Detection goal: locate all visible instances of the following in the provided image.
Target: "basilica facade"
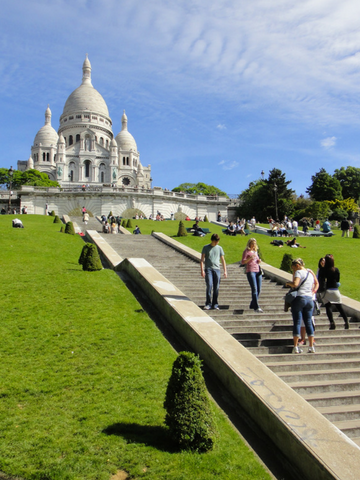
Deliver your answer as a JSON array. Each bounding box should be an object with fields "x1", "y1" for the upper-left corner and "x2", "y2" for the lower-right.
[{"x1": 19, "y1": 55, "x2": 151, "y2": 189}]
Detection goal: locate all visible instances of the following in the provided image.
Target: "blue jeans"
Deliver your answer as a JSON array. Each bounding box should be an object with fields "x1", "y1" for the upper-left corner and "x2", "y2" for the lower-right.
[
  {"x1": 291, "y1": 296, "x2": 314, "y2": 337},
  {"x1": 246, "y1": 271, "x2": 262, "y2": 310},
  {"x1": 205, "y1": 268, "x2": 221, "y2": 308}
]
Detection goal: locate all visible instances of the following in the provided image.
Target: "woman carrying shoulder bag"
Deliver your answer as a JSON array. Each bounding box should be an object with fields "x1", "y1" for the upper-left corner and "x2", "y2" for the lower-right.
[{"x1": 286, "y1": 258, "x2": 318, "y2": 354}]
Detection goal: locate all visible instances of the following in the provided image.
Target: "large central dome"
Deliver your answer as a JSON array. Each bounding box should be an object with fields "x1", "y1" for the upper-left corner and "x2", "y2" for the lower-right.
[{"x1": 61, "y1": 55, "x2": 109, "y2": 118}]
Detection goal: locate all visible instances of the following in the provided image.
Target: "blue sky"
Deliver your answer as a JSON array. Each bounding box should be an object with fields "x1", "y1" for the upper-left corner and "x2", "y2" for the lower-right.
[{"x1": 1, "y1": 0, "x2": 360, "y2": 197}]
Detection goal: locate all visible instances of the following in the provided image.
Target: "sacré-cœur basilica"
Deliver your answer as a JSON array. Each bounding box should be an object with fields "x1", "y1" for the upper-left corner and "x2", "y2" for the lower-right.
[{"x1": 17, "y1": 56, "x2": 229, "y2": 220}]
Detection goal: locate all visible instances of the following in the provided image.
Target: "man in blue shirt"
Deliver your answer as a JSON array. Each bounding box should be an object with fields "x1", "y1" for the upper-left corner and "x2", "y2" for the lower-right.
[{"x1": 200, "y1": 234, "x2": 227, "y2": 310}]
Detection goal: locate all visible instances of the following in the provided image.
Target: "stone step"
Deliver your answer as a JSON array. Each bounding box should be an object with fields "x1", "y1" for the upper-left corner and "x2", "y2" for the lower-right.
[
  {"x1": 248, "y1": 343, "x2": 360, "y2": 355},
  {"x1": 278, "y1": 367, "x2": 360, "y2": 383},
  {"x1": 266, "y1": 358, "x2": 360, "y2": 373},
  {"x1": 332, "y1": 419, "x2": 360, "y2": 438},
  {"x1": 302, "y1": 390, "x2": 360, "y2": 408},
  {"x1": 258, "y1": 351, "x2": 360, "y2": 363},
  {"x1": 291, "y1": 378, "x2": 360, "y2": 395}
]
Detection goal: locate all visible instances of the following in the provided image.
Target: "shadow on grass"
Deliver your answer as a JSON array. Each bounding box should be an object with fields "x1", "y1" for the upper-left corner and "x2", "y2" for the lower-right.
[{"x1": 102, "y1": 423, "x2": 178, "y2": 452}]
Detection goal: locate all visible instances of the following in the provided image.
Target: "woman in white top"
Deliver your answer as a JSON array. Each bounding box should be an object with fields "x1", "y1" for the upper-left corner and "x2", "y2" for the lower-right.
[{"x1": 286, "y1": 258, "x2": 318, "y2": 354}]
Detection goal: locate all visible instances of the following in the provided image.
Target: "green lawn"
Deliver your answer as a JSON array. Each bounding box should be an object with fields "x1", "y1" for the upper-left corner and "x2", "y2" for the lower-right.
[
  {"x1": 127, "y1": 219, "x2": 360, "y2": 301},
  {"x1": 0, "y1": 215, "x2": 272, "y2": 480}
]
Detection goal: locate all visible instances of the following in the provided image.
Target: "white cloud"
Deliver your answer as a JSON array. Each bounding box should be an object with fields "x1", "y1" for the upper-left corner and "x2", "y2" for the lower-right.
[
  {"x1": 217, "y1": 124, "x2": 226, "y2": 130},
  {"x1": 321, "y1": 136, "x2": 337, "y2": 148},
  {"x1": 219, "y1": 160, "x2": 239, "y2": 170}
]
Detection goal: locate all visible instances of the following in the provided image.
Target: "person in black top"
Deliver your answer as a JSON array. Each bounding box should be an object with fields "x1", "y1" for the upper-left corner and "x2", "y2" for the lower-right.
[
  {"x1": 192, "y1": 221, "x2": 205, "y2": 237},
  {"x1": 318, "y1": 254, "x2": 349, "y2": 329},
  {"x1": 341, "y1": 219, "x2": 350, "y2": 238}
]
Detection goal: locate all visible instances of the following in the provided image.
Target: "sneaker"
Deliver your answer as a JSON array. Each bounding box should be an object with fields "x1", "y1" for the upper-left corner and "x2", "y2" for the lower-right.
[
  {"x1": 203, "y1": 305, "x2": 211, "y2": 310},
  {"x1": 213, "y1": 305, "x2": 220, "y2": 310},
  {"x1": 308, "y1": 346, "x2": 316, "y2": 353},
  {"x1": 292, "y1": 346, "x2": 303, "y2": 354},
  {"x1": 255, "y1": 308, "x2": 264, "y2": 313}
]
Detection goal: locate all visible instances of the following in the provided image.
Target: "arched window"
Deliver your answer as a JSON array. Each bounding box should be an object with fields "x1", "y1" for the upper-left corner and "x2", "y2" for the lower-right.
[
  {"x1": 100, "y1": 172, "x2": 105, "y2": 183},
  {"x1": 123, "y1": 156, "x2": 126, "y2": 165},
  {"x1": 54, "y1": 154, "x2": 56, "y2": 162},
  {"x1": 46, "y1": 152, "x2": 50, "y2": 162},
  {"x1": 43, "y1": 152, "x2": 46, "y2": 161},
  {"x1": 100, "y1": 137, "x2": 104, "y2": 146},
  {"x1": 69, "y1": 162, "x2": 75, "y2": 182},
  {"x1": 69, "y1": 135, "x2": 73, "y2": 146},
  {"x1": 106, "y1": 139, "x2": 109, "y2": 149},
  {"x1": 84, "y1": 160, "x2": 91, "y2": 178},
  {"x1": 76, "y1": 134, "x2": 80, "y2": 143},
  {"x1": 126, "y1": 157, "x2": 129, "y2": 165}
]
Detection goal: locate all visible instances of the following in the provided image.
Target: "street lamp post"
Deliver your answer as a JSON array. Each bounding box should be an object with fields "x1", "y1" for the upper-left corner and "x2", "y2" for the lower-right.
[
  {"x1": 8, "y1": 166, "x2": 13, "y2": 214},
  {"x1": 274, "y1": 183, "x2": 278, "y2": 221},
  {"x1": 261, "y1": 170, "x2": 265, "y2": 180}
]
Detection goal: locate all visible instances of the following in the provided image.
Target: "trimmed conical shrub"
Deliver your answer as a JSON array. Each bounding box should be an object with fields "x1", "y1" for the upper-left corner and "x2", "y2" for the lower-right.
[
  {"x1": 353, "y1": 224, "x2": 360, "y2": 239},
  {"x1": 65, "y1": 221, "x2": 75, "y2": 235},
  {"x1": 121, "y1": 219, "x2": 127, "y2": 227},
  {"x1": 53, "y1": 215, "x2": 61, "y2": 224},
  {"x1": 177, "y1": 221, "x2": 187, "y2": 237},
  {"x1": 164, "y1": 352, "x2": 216, "y2": 452},
  {"x1": 60, "y1": 225, "x2": 65, "y2": 233},
  {"x1": 126, "y1": 219, "x2": 133, "y2": 228},
  {"x1": 78, "y1": 243, "x2": 92, "y2": 265},
  {"x1": 82, "y1": 244, "x2": 102, "y2": 271},
  {"x1": 50, "y1": 210, "x2": 56, "y2": 216},
  {"x1": 280, "y1": 253, "x2": 293, "y2": 273},
  {"x1": 204, "y1": 215, "x2": 209, "y2": 222}
]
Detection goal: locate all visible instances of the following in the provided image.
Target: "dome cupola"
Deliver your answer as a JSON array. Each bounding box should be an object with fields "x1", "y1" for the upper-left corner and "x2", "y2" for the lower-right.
[
  {"x1": 33, "y1": 105, "x2": 59, "y2": 147},
  {"x1": 115, "y1": 110, "x2": 137, "y2": 151}
]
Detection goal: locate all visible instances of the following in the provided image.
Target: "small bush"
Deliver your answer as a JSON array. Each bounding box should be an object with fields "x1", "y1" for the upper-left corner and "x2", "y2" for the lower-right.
[
  {"x1": 353, "y1": 224, "x2": 360, "y2": 239},
  {"x1": 60, "y1": 225, "x2": 65, "y2": 233},
  {"x1": 177, "y1": 221, "x2": 187, "y2": 237},
  {"x1": 108, "y1": 211, "x2": 113, "y2": 218},
  {"x1": 126, "y1": 219, "x2": 133, "y2": 228},
  {"x1": 78, "y1": 243, "x2": 92, "y2": 265},
  {"x1": 82, "y1": 244, "x2": 102, "y2": 271},
  {"x1": 164, "y1": 352, "x2": 216, "y2": 452},
  {"x1": 280, "y1": 253, "x2": 293, "y2": 273},
  {"x1": 53, "y1": 215, "x2": 61, "y2": 224},
  {"x1": 65, "y1": 221, "x2": 75, "y2": 235},
  {"x1": 121, "y1": 219, "x2": 127, "y2": 227},
  {"x1": 50, "y1": 210, "x2": 56, "y2": 217},
  {"x1": 204, "y1": 215, "x2": 209, "y2": 222}
]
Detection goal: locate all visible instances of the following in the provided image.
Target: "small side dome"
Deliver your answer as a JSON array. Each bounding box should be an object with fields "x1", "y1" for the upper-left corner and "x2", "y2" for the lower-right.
[
  {"x1": 58, "y1": 133, "x2": 65, "y2": 144},
  {"x1": 115, "y1": 110, "x2": 137, "y2": 151},
  {"x1": 33, "y1": 105, "x2": 58, "y2": 147},
  {"x1": 111, "y1": 138, "x2": 118, "y2": 147}
]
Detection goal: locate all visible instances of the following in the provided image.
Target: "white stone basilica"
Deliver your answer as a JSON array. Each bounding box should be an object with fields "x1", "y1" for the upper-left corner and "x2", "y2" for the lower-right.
[{"x1": 20, "y1": 55, "x2": 151, "y2": 189}]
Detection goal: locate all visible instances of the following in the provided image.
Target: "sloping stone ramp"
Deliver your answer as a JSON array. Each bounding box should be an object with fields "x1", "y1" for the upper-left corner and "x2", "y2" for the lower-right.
[{"x1": 91, "y1": 231, "x2": 360, "y2": 448}]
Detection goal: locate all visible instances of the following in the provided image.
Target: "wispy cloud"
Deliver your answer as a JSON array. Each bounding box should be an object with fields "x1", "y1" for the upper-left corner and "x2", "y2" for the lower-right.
[
  {"x1": 217, "y1": 124, "x2": 226, "y2": 130},
  {"x1": 219, "y1": 160, "x2": 239, "y2": 170},
  {"x1": 321, "y1": 136, "x2": 337, "y2": 148}
]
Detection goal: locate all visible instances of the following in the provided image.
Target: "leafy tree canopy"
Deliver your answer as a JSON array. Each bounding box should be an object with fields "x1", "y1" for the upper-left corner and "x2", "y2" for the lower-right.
[
  {"x1": 306, "y1": 168, "x2": 342, "y2": 202},
  {"x1": 333, "y1": 166, "x2": 360, "y2": 201},
  {"x1": 0, "y1": 169, "x2": 59, "y2": 189},
  {"x1": 172, "y1": 182, "x2": 227, "y2": 197},
  {"x1": 237, "y1": 168, "x2": 295, "y2": 222}
]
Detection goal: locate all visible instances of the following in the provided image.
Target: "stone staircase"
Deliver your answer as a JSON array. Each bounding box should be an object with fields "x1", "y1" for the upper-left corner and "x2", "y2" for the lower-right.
[{"x1": 88, "y1": 231, "x2": 360, "y2": 446}]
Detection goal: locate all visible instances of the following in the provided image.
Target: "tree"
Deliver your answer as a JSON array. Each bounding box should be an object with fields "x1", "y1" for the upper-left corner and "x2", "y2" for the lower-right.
[
  {"x1": 0, "y1": 168, "x2": 59, "y2": 189},
  {"x1": 334, "y1": 166, "x2": 360, "y2": 201},
  {"x1": 237, "y1": 169, "x2": 294, "y2": 222},
  {"x1": 306, "y1": 168, "x2": 342, "y2": 202},
  {"x1": 164, "y1": 352, "x2": 216, "y2": 452},
  {"x1": 172, "y1": 182, "x2": 227, "y2": 197}
]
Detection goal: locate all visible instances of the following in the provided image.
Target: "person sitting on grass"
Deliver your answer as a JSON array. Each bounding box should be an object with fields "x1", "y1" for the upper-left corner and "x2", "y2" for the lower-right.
[
  {"x1": 225, "y1": 222, "x2": 236, "y2": 236},
  {"x1": 133, "y1": 225, "x2": 141, "y2": 234},
  {"x1": 192, "y1": 221, "x2": 205, "y2": 237}
]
